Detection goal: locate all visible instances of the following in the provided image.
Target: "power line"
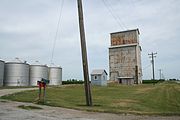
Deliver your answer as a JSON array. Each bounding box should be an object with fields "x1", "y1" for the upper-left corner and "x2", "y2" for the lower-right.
[
  {"x1": 106, "y1": 0, "x2": 128, "y2": 30},
  {"x1": 50, "y1": 0, "x2": 64, "y2": 64},
  {"x1": 129, "y1": 0, "x2": 138, "y2": 14},
  {"x1": 101, "y1": 0, "x2": 128, "y2": 30},
  {"x1": 142, "y1": 64, "x2": 151, "y2": 70},
  {"x1": 148, "y1": 52, "x2": 157, "y2": 81},
  {"x1": 159, "y1": 69, "x2": 162, "y2": 80}
]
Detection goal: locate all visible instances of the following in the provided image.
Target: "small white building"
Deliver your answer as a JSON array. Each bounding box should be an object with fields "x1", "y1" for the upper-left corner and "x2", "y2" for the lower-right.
[{"x1": 91, "y1": 69, "x2": 108, "y2": 86}]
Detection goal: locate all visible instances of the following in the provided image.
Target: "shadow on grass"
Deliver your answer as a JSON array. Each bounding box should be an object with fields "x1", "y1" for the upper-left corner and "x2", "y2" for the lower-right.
[
  {"x1": 76, "y1": 104, "x2": 102, "y2": 107},
  {"x1": 18, "y1": 105, "x2": 42, "y2": 110}
]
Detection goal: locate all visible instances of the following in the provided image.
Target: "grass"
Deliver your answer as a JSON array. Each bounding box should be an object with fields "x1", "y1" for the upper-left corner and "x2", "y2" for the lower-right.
[
  {"x1": 1, "y1": 82, "x2": 180, "y2": 115},
  {"x1": 0, "y1": 86, "x2": 36, "y2": 90}
]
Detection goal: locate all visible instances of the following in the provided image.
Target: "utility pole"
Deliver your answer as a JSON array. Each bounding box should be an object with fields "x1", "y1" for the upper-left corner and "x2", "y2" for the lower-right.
[
  {"x1": 159, "y1": 69, "x2": 162, "y2": 80},
  {"x1": 77, "y1": 0, "x2": 92, "y2": 106},
  {"x1": 148, "y1": 52, "x2": 157, "y2": 82},
  {"x1": 135, "y1": 65, "x2": 138, "y2": 84}
]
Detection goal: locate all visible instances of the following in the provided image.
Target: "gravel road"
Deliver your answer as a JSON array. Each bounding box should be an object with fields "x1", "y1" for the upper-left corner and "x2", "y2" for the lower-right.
[{"x1": 0, "y1": 88, "x2": 179, "y2": 120}]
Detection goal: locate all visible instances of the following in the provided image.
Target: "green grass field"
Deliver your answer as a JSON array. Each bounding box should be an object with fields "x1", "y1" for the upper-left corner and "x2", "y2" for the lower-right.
[
  {"x1": 0, "y1": 86, "x2": 36, "y2": 89},
  {"x1": 1, "y1": 82, "x2": 180, "y2": 115}
]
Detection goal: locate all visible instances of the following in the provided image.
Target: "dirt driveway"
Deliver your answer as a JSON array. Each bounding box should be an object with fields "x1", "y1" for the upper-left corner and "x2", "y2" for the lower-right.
[{"x1": 0, "y1": 88, "x2": 179, "y2": 120}]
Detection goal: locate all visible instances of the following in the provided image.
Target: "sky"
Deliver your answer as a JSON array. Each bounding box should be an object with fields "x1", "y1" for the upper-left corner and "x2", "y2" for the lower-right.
[{"x1": 0, "y1": 0, "x2": 180, "y2": 80}]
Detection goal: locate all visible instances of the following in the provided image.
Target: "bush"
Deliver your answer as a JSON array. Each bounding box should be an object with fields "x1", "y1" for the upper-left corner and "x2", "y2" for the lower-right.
[
  {"x1": 142, "y1": 80, "x2": 165, "y2": 84},
  {"x1": 62, "y1": 79, "x2": 84, "y2": 85}
]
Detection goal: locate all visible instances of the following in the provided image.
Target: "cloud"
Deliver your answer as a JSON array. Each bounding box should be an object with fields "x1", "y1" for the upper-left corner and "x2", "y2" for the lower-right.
[{"x1": 0, "y1": 0, "x2": 180, "y2": 80}]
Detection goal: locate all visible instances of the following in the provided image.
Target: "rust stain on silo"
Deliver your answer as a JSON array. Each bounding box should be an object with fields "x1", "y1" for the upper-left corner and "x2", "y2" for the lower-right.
[{"x1": 111, "y1": 29, "x2": 140, "y2": 46}]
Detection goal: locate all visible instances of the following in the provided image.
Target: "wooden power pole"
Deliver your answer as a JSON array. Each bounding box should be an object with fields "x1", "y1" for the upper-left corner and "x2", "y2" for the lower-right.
[
  {"x1": 77, "y1": 0, "x2": 92, "y2": 106},
  {"x1": 148, "y1": 52, "x2": 157, "y2": 81}
]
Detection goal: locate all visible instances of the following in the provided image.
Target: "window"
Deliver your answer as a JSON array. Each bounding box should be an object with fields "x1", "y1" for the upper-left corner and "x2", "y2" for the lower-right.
[{"x1": 94, "y1": 76, "x2": 97, "y2": 80}]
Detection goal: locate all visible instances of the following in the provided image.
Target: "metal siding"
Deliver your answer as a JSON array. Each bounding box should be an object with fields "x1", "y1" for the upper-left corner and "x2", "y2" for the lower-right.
[
  {"x1": 138, "y1": 46, "x2": 142, "y2": 83},
  {"x1": 0, "y1": 61, "x2": 4, "y2": 86},
  {"x1": 29, "y1": 65, "x2": 48, "y2": 86},
  {"x1": 4, "y1": 63, "x2": 29, "y2": 86},
  {"x1": 49, "y1": 67, "x2": 62, "y2": 85}
]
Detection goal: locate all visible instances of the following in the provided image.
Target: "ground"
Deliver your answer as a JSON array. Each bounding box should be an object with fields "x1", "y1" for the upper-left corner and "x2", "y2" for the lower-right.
[
  {"x1": 0, "y1": 87, "x2": 180, "y2": 120},
  {"x1": 2, "y1": 83, "x2": 180, "y2": 115}
]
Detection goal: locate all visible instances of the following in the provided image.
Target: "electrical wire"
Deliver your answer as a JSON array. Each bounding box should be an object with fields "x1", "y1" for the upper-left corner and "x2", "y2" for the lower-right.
[
  {"x1": 101, "y1": 0, "x2": 128, "y2": 30},
  {"x1": 142, "y1": 64, "x2": 151, "y2": 70},
  {"x1": 50, "y1": 0, "x2": 64, "y2": 64},
  {"x1": 107, "y1": 0, "x2": 128, "y2": 30}
]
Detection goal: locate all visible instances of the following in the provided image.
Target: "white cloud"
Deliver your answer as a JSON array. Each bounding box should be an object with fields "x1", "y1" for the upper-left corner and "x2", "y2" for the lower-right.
[{"x1": 0, "y1": 0, "x2": 180, "y2": 80}]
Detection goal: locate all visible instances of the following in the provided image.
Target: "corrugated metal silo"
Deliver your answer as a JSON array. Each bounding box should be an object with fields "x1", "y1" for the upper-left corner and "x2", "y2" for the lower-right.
[
  {"x1": 30, "y1": 64, "x2": 48, "y2": 86},
  {"x1": 49, "y1": 67, "x2": 62, "y2": 85},
  {"x1": 0, "y1": 60, "x2": 5, "y2": 86},
  {"x1": 4, "y1": 62, "x2": 29, "y2": 86}
]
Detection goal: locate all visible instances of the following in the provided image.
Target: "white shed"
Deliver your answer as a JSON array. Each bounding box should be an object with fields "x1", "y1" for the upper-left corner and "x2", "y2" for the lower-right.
[{"x1": 91, "y1": 69, "x2": 108, "y2": 86}]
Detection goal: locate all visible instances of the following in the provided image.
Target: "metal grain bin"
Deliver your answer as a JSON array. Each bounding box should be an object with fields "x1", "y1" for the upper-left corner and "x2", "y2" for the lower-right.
[
  {"x1": 48, "y1": 67, "x2": 62, "y2": 85},
  {"x1": 30, "y1": 65, "x2": 48, "y2": 86},
  {"x1": 4, "y1": 62, "x2": 29, "y2": 86},
  {"x1": 0, "y1": 60, "x2": 5, "y2": 86}
]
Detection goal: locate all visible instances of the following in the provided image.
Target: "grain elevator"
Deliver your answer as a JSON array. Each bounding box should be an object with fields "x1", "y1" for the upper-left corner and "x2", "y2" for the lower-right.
[{"x1": 109, "y1": 29, "x2": 142, "y2": 84}]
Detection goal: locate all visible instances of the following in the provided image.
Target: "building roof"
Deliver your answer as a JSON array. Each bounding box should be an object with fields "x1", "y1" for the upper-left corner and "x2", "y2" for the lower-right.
[
  {"x1": 110, "y1": 28, "x2": 140, "y2": 35},
  {"x1": 91, "y1": 69, "x2": 108, "y2": 75},
  {"x1": 0, "y1": 60, "x2": 4, "y2": 63}
]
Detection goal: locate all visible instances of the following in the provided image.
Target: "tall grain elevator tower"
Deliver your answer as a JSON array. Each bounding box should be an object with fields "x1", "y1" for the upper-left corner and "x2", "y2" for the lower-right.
[{"x1": 109, "y1": 29, "x2": 142, "y2": 84}]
